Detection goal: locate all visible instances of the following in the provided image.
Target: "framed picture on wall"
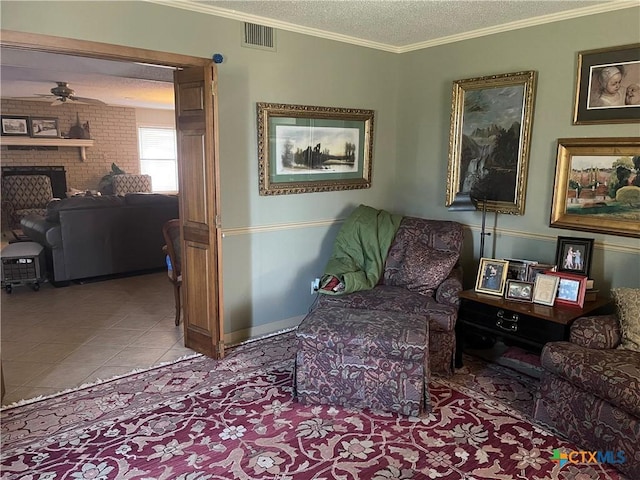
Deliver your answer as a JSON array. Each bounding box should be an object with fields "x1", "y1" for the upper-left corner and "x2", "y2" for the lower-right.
[
  {"x1": 257, "y1": 102, "x2": 374, "y2": 195},
  {"x1": 30, "y1": 117, "x2": 60, "y2": 138},
  {"x1": 573, "y1": 43, "x2": 640, "y2": 124},
  {"x1": 1, "y1": 115, "x2": 30, "y2": 136},
  {"x1": 550, "y1": 137, "x2": 640, "y2": 238},
  {"x1": 445, "y1": 70, "x2": 537, "y2": 215}
]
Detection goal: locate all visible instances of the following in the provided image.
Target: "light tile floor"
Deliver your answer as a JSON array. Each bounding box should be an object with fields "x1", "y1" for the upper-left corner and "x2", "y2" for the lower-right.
[{"x1": 1, "y1": 270, "x2": 193, "y2": 406}]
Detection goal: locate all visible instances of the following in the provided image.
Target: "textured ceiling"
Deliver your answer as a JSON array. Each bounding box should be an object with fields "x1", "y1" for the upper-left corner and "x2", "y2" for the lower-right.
[
  {"x1": 1, "y1": 0, "x2": 633, "y2": 109},
  {"x1": 180, "y1": 0, "x2": 619, "y2": 51}
]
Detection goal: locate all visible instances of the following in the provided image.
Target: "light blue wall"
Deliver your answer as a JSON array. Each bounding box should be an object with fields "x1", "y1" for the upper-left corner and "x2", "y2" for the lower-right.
[
  {"x1": 2, "y1": 2, "x2": 638, "y2": 340},
  {"x1": 0, "y1": 1, "x2": 400, "y2": 341},
  {"x1": 395, "y1": 8, "x2": 640, "y2": 292}
]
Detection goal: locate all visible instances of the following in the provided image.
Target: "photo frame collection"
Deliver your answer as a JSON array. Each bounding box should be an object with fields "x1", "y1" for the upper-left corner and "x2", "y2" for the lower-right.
[
  {"x1": 1, "y1": 115, "x2": 60, "y2": 138},
  {"x1": 445, "y1": 44, "x2": 638, "y2": 242},
  {"x1": 474, "y1": 235, "x2": 595, "y2": 308}
]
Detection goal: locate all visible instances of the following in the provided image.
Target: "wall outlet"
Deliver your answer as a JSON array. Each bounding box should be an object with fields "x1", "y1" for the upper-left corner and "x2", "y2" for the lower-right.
[{"x1": 311, "y1": 277, "x2": 320, "y2": 294}]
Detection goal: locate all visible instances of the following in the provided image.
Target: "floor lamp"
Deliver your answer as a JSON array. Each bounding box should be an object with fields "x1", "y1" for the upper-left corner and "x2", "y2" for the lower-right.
[{"x1": 448, "y1": 192, "x2": 490, "y2": 259}]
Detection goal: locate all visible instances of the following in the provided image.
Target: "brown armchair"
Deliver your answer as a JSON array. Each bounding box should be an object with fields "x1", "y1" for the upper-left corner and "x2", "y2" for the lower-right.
[
  {"x1": 162, "y1": 219, "x2": 182, "y2": 325},
  {"x1": 1, "y1": 174, "x2": 55, "y2": 229},
  {"x1": 314, "y1": 217, "x2": 465, "y2": 376}
]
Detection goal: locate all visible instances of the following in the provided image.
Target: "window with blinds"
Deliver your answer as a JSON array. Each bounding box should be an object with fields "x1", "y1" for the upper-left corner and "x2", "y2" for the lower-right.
[{"x1": 138, "y1": 127, "x2": 178, "y2": 192}]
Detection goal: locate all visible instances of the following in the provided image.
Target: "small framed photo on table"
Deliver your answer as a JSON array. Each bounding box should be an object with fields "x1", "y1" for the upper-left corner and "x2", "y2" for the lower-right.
[
  {"x1": 526, "y1": 263, "x2": 556, "y2": 283},
  {"x1": 543, "y1": 271, "x2": 588, "y2": 308},
  {"x1": 533, "y1": 274, "x2": 560, "y2": 306},
  {"x1": 505, "y1": 280, "x2": 534, "y2": 302},
  {"x1": 554, "y1": 236, "x2": 594, "y2": 277},
  {"x1": 475, "y1": 258, "x2": 509, "y2": 296}
]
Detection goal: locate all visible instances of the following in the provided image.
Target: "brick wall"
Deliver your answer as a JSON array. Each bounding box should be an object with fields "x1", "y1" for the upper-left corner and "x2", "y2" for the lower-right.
[{"x1": 1, "y1": 99, "x2": 140, "y2": 191}]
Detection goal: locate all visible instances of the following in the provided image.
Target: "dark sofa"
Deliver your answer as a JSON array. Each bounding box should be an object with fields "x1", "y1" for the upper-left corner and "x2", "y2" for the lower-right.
[{"x1": 20, "y1": 193, "x2": 179, "y2": 283}]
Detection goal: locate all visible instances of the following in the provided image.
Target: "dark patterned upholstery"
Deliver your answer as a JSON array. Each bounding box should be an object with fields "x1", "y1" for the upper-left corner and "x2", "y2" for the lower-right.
[
  {"x1": 534, "y1": 314, "x2": 640, "y2": 478},
  {"x1": 296, "y1": 306, "x2": 430, "y2": 416},
  {"x1": 1, "y1": 175, "x2": 54, "y2": 228},
  {"x1": 112, "y1": 174, "x2": 152, "y2": 195},
  {"x1": 316, "y1": 217, "x2": 464, "y2": 376}
]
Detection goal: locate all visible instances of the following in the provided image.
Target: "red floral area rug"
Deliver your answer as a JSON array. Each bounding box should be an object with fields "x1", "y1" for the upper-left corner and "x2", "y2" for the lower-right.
[{"x1": 0, "y1": 331, "x2": 625, "y2": 479}]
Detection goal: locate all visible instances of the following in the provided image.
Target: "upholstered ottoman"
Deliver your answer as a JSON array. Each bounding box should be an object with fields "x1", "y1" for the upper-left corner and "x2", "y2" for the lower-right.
[{"x1": 295, "y1": 306, "x2": 430, "y2": 416}]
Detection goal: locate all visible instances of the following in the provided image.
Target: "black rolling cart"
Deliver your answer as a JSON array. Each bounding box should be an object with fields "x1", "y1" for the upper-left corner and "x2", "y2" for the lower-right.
[{"x1": 1, "y1": 242, "x2": 46, "y2": 293}]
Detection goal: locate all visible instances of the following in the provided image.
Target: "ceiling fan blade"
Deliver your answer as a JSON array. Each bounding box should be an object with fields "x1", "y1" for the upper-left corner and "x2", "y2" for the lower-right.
[{"x1": 71, "y1": 96, "x2": 106, "y2": 105}]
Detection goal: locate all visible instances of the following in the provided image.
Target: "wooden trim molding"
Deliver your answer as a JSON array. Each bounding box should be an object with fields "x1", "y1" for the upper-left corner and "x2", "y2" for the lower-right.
[{"x1": 1, "y1": 30, "x2": 210, "y2": 68}]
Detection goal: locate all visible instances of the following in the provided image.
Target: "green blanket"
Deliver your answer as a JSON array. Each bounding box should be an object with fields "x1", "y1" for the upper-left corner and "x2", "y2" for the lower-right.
[{"x1": 319, "y1": 204, "x2": 402, "y2": 295}]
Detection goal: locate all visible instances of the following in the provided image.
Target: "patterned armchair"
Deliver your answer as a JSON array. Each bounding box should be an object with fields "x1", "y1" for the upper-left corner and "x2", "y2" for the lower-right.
[
  {"x1": 1, "y1": 174, "x2": 55, "y2": 229},
  {"x1": 315, "y1": 217, "x2": 465, "y2": 376},
  {"x1": 112, "y1": 174, "x2": 152, "y2": 196},
  {"x1": 533, "y1": 312, "x2": 640, "y2": 478}
]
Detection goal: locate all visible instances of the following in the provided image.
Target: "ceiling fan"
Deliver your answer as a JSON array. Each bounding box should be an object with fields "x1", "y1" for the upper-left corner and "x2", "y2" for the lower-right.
[{"x1": 36, "y1": 82, "x2": 107, "y2": 106}]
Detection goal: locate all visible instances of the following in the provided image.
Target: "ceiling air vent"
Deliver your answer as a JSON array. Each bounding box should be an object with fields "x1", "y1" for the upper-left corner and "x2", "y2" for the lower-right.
[{"x1": 242, "y1": 22, "x2": 276, "y2": 51}]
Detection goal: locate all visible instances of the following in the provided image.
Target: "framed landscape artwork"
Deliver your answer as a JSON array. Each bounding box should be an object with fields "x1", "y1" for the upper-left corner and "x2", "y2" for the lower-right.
[
  {"x1": 257, "y1": 103, "x2": 374, "y2": 195},
  {"x1": 550, "y1": 137, "x2": 640, "y2": 238},
  {"x1": 1, "y1": 115, "x2": 30, "y2": 136},
  {"x1": 30, "y1": 117, "x2": 60, "y2": 138},
  {"x1": 573, "y1": 43, "x2": 640, "y2": 124},
  {"x1": 446, "y1": 71, "x2": 537, "y2": 215}
]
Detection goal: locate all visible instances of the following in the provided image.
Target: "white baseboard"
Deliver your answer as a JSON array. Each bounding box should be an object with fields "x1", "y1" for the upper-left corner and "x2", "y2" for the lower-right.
[{"x1": 224, "y1": 314, "x2": 305, "y2": 347}]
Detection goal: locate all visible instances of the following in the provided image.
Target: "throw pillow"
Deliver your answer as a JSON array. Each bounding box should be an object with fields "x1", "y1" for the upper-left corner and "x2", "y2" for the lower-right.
[
  {"x1": 612, "y1": 287, "x2": 640, "y2": 352},
  {"x1": 385, "y1": 242, "x2": 458, "y2": 296}
]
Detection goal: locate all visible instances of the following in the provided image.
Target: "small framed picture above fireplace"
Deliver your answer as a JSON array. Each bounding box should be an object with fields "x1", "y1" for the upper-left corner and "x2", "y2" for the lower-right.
[
  {"x1": 30, "y1": 117, "x2": 60, "y2": 138},
  {"x1": 1, "y1": 115, "x2": 30, "y2": 136}
]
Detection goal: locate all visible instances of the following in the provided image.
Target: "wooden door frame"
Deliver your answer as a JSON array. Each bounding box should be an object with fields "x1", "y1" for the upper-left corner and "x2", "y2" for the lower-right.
[{"x1": 1, "y1": 30, "x2": 223, "y2": 349}]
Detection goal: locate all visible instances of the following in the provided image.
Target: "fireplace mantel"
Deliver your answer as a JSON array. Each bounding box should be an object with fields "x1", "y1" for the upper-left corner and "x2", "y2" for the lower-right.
[{"x1": 0, "y1": 137, "x2": 94, "y2": 161}]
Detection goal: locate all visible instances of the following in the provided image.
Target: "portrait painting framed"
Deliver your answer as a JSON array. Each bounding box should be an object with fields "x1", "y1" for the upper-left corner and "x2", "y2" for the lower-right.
[
  {"x1": 257, "y1": 102, "x2": 374, "y2": 195},
  {"x1": 533, "y1": 274, "x2": 560, "y2": 307},
  {"x1": 573, "y1": 43, "x2": 640, "y2": 125},
  {"x1": 475, "y1": 258, "x2": 509, "y2": 297},
  {"x1": 543, "y1": 271, "x2": 588, "y2": 308},
  {"x1": 29, "y1": 117, "x2": 60, "y2": 138},
  {"x1": 505, "y1": 279, "x2": 534, "y2": 302},
  {"x1": 446, "y1": 71, "x2": 537, "y2": 215},
  {"x1": 554, "y1": 236, "x2": 594, "y2": 277},
  {"x1": 550, "y1": 137, "x2": 640, "y2": 238},
  {"x1": 1, "y1": 115, "x2": 30, "y2": 136}
]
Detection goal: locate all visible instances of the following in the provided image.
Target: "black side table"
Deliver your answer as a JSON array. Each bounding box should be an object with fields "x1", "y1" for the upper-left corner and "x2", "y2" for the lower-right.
[{"x1": 455, "y1": 290, "x2": 613, "y2": 368}]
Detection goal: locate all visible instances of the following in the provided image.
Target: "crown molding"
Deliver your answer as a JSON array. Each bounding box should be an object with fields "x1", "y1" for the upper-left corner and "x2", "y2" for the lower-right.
[{"x1": 146, "y1": 0, "x2": 639, "y2": 54}]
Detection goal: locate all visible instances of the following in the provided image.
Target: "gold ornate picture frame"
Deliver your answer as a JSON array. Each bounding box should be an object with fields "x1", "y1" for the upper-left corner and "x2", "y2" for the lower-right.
[
  {"x1": 550, "y1": 137, "x2": 640, "y2": 238},
  {"x1": 475, "y1": 258, "x2": 509, "y2": 296},
  {"x1": 446, "y1": 71, "x2": 537, "y2": 215},
  {"x1": 257, "y1": 103, "x2": 374, "y2": 195}
]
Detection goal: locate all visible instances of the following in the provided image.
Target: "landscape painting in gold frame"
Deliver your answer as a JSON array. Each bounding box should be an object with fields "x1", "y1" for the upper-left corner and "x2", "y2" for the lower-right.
[
  {"x1": 257, "y1": 103, "x2": 374, "y2": 195},
  {"x1": 446, "y1": 71, "x2": 537, "y2": 215},
  {"x1": 550, "y1": 137, "x2": 640, "y2": 238}
]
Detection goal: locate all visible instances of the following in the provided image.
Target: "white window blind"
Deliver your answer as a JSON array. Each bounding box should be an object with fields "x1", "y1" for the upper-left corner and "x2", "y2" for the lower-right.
[{"x1": 138, "y1": 127, "x2": 178, "y2": 192}]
